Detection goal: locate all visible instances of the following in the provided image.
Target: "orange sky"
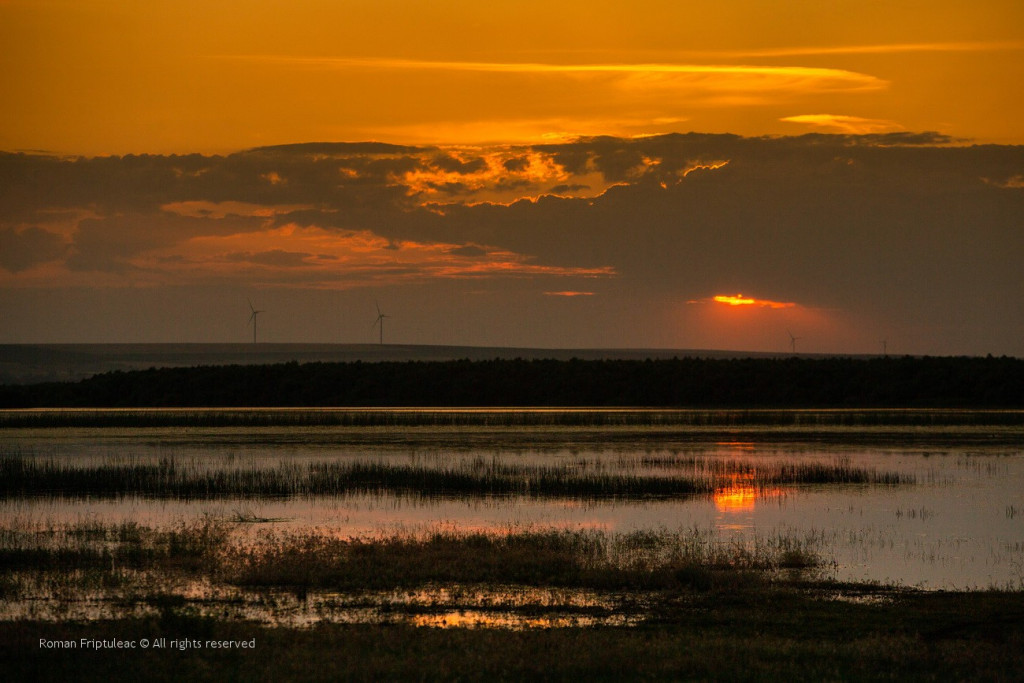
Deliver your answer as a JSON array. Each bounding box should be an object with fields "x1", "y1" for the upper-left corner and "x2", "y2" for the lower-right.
[
  {"x1": 2, "y1": 0, "x2": 1023, "y2": 154},
  {"x1": 1, "y1": 2, "x2": 1022, "y2": 355}
]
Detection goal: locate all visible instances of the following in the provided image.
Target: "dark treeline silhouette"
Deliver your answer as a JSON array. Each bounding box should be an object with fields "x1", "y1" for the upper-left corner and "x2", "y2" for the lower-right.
[{"x1": 1, "y1": 356, "x2": 1022, "y2": 408}]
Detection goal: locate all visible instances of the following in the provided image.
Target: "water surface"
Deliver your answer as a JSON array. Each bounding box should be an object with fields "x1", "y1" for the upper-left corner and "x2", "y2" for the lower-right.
[{"x1": 2, "y1": 412, "x2": 1023, "y2": 590}]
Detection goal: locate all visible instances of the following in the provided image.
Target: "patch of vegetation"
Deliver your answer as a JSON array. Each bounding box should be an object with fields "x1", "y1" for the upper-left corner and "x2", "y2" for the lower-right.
[
  {"x1": 0, "y1": 455, "x2": 911, "y2": 500},
  {"x1": 5, "y1": 591, "x2": 1024, "y2": 681},
  {"x1": 0, "y1": 522, "x2": 820, "y2": 593},
  {"x1": 0, "y1": 518, "x2": 230, "y2": 574},
  {"x1": 222, "y1": 528, "x2": 820, "y2": 592},
  {"x1": 2, "y1": 356, "x2": 1023, "y2": 409}
]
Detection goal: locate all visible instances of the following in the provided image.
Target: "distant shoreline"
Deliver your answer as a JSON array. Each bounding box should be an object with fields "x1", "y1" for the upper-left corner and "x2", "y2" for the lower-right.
[
  {"x1": 1, "y1": 356, "x2": 1021, "y2": 409},
  {"x1": 0, "y1": 342, "x2": 859, "y2": 386}
]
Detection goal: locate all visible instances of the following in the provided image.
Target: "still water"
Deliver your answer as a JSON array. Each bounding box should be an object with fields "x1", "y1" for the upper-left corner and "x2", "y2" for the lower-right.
[{"x1": 2, "y1": 415, "x2": 1023, "y2": 590}]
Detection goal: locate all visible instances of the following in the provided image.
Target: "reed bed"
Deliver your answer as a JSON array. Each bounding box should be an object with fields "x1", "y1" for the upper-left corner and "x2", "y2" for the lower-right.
[
  {"x1": 0, "y1": 455, "x2": 910, "y2": 500},
  {"x1": 0, "y1": 518, "x2": 232, "y2": 574},
  {"x1": 225, "y1": 527, "x2": 824, "y2": 591},
  {"x1": 3, "y1": 407, "x2": 1024, "y2": 429},
  {"x1": 704, "y1": 458, "x2": 909, "y2": 486},
  {"x1": 0, "y1": 519, "x2": 824, "y2": 595},
  {"x1": 0, "y1": 457, "x2": 710, "y2": 499}
]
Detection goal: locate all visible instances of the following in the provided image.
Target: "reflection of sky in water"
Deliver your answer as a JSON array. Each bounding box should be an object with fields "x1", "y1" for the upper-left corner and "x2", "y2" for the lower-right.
[{"x1": 3, "y1": 430, "x2": 1023, "y2": 590}]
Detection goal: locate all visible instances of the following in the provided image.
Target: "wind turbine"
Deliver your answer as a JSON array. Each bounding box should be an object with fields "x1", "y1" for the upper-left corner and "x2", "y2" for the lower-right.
[
  {"x1": 372, "y1": 303, "x2": 390, "y2": 345},
  {"x1": 248, "y1": 299, "x2": 264, "y2": 344},
  {"x1": 880, "y1": 339, "x2": 888, "y2": 357},
  {"x1": 787, "y1": 330, "x2": 801, "y2": 354}
]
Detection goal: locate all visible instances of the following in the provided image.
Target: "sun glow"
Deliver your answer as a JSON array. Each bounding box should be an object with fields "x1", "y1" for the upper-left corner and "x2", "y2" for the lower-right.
[{"x1": 711, "y1": 294, "x2": 795, "y2": 309}]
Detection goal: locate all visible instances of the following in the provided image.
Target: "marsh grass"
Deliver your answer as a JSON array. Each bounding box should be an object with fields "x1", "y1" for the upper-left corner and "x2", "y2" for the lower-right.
[
  {"x1": 0, "y1": 517, "x2": 230, "y2": 574},
  {"x1": 0, "y1": 455, "x2": 910, "y2": 500},
  {"x1": 0, "y1": 457, "x2": 710, "y2": 499},
  {"x1": 4, "y1": 407, "x2": 1024, "y2": 429},
  {"x1": 0, "y1": 517, "x2": 825, "y2": 600},
  {"x1": 633, "y1": 454, "x2": 911, "y2": 486}
]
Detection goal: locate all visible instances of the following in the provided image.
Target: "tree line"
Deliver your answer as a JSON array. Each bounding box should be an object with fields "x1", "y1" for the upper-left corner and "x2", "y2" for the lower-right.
[{"x1": 1, "y1": 356, "x2": 1022, "y2": 408}]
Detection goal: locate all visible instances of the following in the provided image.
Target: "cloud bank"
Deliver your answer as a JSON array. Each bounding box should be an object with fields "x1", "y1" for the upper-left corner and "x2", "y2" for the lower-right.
[{"x1": 1, "y1": 133, "x2": 1021, "y2": 354}]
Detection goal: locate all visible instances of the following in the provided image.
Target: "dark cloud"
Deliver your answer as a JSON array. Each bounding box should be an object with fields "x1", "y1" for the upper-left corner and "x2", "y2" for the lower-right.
[
  {"x1": 430, "y1": 154, "x2": 488, "y2": 174},
  {"x1": 226, "y1": 250, "x2": 314, "y2": 268},
  {"x1": 245, "y1": 142, "x2": 426, "y2": 156},
  {"x1": 67, "y1": 212, "x2": 261, "y2": 272},
  {"x1": 548, "y1": 184, "x2": 590, "y2": 194},
  {"x1": 813, "y1": 131, "x2": 956, "y2": 147},
  {"x1": 424, "y1": 181, "x2": 471, "y2": 195},
  {"x1": 0, "y1": 226, "x2": 66, "y2": 272},
  {"x1": 3, "y1": 134, "x2": 1023, "y2": 353},
  {"x1": 502, "y1": 157, "x2": 530, "y2": 172},
  {"x1": 446, "y1": 245, "x2": 488, "y2": 257},
  {"x1": 363, "y1": 135, "x2": 1024, "y2": 331},
  {"x1": 494, "y1": 177, "x2": 534, "y2": 191}
]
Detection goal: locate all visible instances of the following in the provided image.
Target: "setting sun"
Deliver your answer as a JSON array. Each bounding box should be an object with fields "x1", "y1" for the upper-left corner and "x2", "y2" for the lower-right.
[{"x1": 711, "y1": 294, "x2": 796, "y2": 309}]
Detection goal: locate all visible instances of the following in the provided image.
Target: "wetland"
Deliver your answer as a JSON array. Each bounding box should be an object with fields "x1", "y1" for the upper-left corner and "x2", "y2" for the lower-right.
[{"x1": 3, "y1": 407, "x2": 1024, "y2": 679}]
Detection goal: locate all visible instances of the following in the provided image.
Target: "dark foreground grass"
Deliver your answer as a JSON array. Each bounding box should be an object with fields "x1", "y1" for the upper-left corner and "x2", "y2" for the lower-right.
[
  {"x1": 5, "y1": 521, "x2": 1024, "y2": 680},
  {"x1": 6, "y1": 590, "x2": 1024, "y2": 682}
]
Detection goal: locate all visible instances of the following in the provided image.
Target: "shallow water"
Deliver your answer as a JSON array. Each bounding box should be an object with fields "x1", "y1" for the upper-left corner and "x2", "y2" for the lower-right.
[
  {"x1": 2, "y1": 417, "x2": 1023, "y2": 591},
  {"x1": 2, "y1": 576, "x2": 642, "y2": 629}
]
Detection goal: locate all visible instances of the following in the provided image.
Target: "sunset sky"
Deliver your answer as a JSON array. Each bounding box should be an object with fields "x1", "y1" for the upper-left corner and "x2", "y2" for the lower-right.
[{"x1": 2, "y1": 1, "x2": 1022, "y2": 355}]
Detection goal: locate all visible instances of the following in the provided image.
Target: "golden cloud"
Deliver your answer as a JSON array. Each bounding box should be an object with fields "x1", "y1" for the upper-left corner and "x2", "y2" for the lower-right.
[
  {"x1": 714, "y1": 41, "x2": 1024, "y2": 58},
  {"x1": 225, "y1": 55, "x2": 887, "y2": 96},
  {"x1": 780, "y1": 114, "x2": 904, "y2": 135},
  {"x1": 137, "y1": 224, "x2": 616, "y2": 287}
]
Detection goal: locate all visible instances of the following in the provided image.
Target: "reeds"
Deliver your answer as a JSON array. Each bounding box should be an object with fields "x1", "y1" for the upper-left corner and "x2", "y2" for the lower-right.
[
  {"x1": 0, "y1": 517, "x2": 231, "y2": 574},
  {"x1": 0, "y1": 520, "x2": 825, "y2": 594},
  {"x1": 224, "y1": 527, "x2": 826, "y2": 591},
  {"x1": 3, "y1": 408, "x2": 1023, "y2": 429},
  {"x1": 0, "y1": 455, "x2": 910, "y2": 500}
]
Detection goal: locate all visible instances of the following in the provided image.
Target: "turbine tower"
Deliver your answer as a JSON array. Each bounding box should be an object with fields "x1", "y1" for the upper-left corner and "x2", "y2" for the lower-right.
[
  {"x1": 787, "y1": 330, "x2": 801, "y2": 354},
  {"x1": 372, "y1": 303, "x2": 390, "y2": 345},
  {"x1": 248, "y1": 299, "x2": 264, "y2": 344},
  {"x1": 880, "y1": 339, "x2": 888, "y2": 357}
]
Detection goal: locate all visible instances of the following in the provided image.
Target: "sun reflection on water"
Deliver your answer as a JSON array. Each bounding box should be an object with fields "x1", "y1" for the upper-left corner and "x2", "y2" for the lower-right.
[
  {"x1": 409, "y1": 611, "x2": 638, "y2": 629},
  {"x1": 714, "y1": 474, "x2": 758, "y2": 513}
]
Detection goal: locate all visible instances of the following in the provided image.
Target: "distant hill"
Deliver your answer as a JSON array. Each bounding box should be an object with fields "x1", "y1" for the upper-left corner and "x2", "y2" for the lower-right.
[{"x1": 0, "y1": 343, "x2": 818, "y2": 385}]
